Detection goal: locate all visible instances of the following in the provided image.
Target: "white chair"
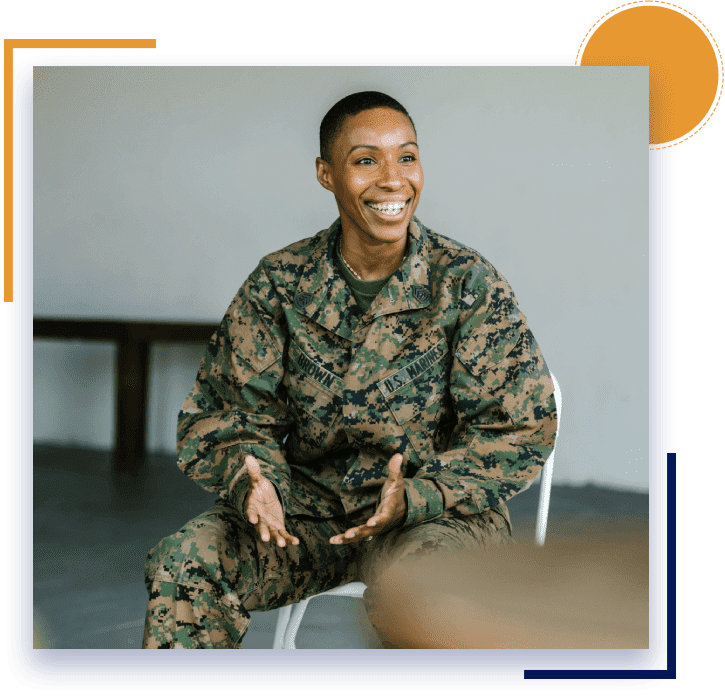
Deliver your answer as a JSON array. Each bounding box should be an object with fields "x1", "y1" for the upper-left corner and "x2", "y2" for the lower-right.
[
  {"x1": 272, "y1": 581, "x2": 369, "y2": 649},
  {"x1": 273, "y1": 373, "x2": 562, "y2": 648},
  {"x1": 536, "y1": 372, "x2": 562, "y2": 546}
]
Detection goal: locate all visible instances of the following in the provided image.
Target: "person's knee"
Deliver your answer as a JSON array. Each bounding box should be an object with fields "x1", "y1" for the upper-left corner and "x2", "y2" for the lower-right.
[
  {"x1": 145, "y1": 517, "x2": 233, "y2": 591},
  {"x1": 363, "y1": 551, "x2": 496, "y2": 648}
]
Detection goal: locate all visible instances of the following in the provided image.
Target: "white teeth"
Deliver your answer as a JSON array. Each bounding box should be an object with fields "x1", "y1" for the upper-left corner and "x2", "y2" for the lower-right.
[{"x1": 368, "y1": 202, "x2": 406, "y2": 215}]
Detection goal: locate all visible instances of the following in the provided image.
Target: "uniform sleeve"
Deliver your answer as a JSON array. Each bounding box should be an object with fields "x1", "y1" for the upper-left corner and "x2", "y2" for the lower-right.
[
  {"x1": 403, "y1": 269, "x2": 558, "y2": 528},
  {"x1": 176, "y1": 265, "x2": 293, "y2": 516}
]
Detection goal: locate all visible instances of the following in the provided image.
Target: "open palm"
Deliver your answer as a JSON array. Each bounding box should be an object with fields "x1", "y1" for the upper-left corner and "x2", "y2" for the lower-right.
[
  {"x1": 244, "y1": 455, "x2": 299, "y2": 547},
  {"x1": 330, "y1": 453, "x2": 406, "y2": 545}
]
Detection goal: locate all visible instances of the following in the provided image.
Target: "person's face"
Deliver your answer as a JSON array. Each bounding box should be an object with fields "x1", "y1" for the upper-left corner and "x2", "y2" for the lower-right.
[{"x1": 316, "y1": 107, "x2": 424, "y2": 246}]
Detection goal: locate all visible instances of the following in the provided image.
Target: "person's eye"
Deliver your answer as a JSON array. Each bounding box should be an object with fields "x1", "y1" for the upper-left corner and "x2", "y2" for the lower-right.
[
  {"x1": 400, "y1": 154, "x2": 417, "y2": 163},
  {"x1": 355, "y1": 157, "x2": 375, "y2": 165}
]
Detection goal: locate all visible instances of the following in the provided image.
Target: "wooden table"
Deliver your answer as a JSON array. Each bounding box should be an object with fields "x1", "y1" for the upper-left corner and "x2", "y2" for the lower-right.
[{"x1": 33, "y1": 318, "x2": 217, "y2": 475}]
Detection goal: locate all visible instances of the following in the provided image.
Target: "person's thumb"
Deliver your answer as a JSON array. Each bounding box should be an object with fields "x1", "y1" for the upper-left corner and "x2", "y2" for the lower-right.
[
  {"x1": 245, "y1": 455, "x2": 261, "y2": 481},
  {"x1": 387, "y1": 453, "x2": 403, "y2": 478}
]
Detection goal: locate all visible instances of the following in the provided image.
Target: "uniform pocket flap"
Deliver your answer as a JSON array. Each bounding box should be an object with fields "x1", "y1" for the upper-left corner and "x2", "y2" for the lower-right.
[
  {"x1": 284, "y1": 341, "x2": 344, "y2": 427},
  {"x1": 378, "y1": 341, "x2": 450, "y2": 426},
  {"x1": 228, "y1": 297, "x2": 281, "y2": 376}
]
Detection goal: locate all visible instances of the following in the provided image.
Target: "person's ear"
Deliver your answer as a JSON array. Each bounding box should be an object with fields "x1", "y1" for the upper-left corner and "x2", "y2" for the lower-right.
[{"x1": 316, "y1": 157, "x2": 335, "y2": 194}]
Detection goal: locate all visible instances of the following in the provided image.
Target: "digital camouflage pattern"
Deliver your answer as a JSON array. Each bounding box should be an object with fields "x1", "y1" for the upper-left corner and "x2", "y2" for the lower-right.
[
  {"x1": 177, "y1": 217, "x2": 557, "y2": 530},
  {"x1": 142, "y1": 498, "x2": 512, "y2": 648},
  {"x1": 143, "y1": 500, "x2": 357, "y2": 648}
]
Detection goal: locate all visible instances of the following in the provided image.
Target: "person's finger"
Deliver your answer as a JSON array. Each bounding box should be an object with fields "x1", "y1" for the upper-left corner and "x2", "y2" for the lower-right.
[
  {"x1": 387, "y1": 453, "x2": 403, "y2": 478},
  {"x1": 271, "y1": 526, "x2": 296, "y2": 547},
  {"x1": 246, "y1": 502, "x2": 259, "y2": 525},
  {"x1": 277, "y1": 529, "x2": 299, "y2": 546},
  {"x1": 257, "y1": 521, "x2": 270, "y2": 543},
  {"x1": 366, "y1": 509, "x2": 392, "y2": 527},
  {"x1": 331, "y1": 534, "x2": 362, "y2": 545},
  {"x1": 330, "y1": 529, "x2": 353, "y2": 544},
  {"x1": 262, "y1": 522, "x2": 298, "y2": 547},
  {"x1": 330, "y1": 524, "x2": 374, "y2": 544},
  {"x1": 245, "y1": 455, "x2": 261, "y2": 481},
  {"x1": 332, "y1": 524, "x2": 360, "y2": 543}
]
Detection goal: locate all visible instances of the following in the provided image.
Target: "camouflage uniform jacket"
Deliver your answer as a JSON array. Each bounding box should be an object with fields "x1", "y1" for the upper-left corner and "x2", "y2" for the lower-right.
[{"x1": 177, "y1": 217, "x2": 558, "y2": 529}]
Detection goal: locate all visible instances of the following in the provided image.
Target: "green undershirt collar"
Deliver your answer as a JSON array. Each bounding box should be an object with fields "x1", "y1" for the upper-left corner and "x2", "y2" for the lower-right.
[{"x1": 335, "y1": 242, "x2": 393, "y2": 314}]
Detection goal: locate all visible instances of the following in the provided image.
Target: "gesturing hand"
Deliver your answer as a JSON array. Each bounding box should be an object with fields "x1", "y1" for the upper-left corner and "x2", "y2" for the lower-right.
[
  {"x1": 330, "y1": 454, "x2": 406, "y2": 545},
  {"x1": 244, "y1": 455, "x2": 299, "y2": 548}
]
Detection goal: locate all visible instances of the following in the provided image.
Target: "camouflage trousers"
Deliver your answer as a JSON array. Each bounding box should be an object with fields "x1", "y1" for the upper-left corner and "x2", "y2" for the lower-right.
[{"x1": 142, "y1": 498, "x2": 513, "y2": 648}]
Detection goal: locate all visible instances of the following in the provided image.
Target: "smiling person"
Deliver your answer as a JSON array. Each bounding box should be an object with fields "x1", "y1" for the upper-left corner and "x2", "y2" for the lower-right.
[{"x1": 142, "y1": 92, "x2": 557, "y2": 649}]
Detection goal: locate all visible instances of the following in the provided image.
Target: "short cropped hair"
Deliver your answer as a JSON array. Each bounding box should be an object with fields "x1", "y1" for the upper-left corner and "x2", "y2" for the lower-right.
[{"x1": 319, "y1": 91, "x2": 416, "y2": 163}]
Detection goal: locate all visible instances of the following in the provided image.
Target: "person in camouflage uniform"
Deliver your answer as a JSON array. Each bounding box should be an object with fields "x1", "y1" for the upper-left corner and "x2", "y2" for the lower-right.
[{"x1": 142, "y1": 91, "x2": 557, "y2": 649}]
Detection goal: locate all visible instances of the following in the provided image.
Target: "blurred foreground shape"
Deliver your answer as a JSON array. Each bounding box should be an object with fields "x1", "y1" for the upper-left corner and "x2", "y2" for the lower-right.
[{"x1": 366, "y1": 518, "x2": 648, "y2": 649}]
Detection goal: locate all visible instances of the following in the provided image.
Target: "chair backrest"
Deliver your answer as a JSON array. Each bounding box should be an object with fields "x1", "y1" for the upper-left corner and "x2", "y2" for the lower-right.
[{"x1": 535, "y1": 372, "x2": 562, "y2": 546}]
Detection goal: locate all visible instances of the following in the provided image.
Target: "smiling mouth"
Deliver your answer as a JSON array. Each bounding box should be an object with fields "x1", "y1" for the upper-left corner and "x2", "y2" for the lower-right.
[{"x1": 365, "y1": 200, "x2": 408, "y2": 216}]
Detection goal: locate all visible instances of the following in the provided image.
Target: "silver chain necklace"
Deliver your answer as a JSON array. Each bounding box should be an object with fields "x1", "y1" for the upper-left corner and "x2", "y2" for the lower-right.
[{"x1": 338, "y1": 237, "x2": 363, "y2": 281}]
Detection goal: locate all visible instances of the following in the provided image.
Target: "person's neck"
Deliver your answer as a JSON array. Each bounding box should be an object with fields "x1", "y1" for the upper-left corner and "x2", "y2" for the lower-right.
[{"x1": 339, "y1": 230, "x2": 408, "y2": 282}]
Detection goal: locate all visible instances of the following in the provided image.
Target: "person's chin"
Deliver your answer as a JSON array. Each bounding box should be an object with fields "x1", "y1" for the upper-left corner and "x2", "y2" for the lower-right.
[
  {"x1": 367, "y1": 226, "x2": 409, "y2": 246},
  {"x1": 360, "y1": 212, "x2": 413, "y2": 244}
]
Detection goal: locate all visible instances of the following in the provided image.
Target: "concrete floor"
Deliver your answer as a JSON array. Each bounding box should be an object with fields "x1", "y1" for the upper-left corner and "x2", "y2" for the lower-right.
[{"x1": 33, "y1": 445, "x2": 648, "y2": 649}]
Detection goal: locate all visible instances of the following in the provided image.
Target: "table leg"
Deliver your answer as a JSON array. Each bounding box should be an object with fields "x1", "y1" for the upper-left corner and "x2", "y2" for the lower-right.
[{"x1": 114, "y1": 335, "x2": 150, "y2": 475}]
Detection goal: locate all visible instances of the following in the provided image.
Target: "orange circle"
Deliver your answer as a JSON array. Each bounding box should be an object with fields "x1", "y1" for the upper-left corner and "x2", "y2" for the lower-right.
[{"x1": 580, "y1": 5, "x2": 720, "y2": 145}]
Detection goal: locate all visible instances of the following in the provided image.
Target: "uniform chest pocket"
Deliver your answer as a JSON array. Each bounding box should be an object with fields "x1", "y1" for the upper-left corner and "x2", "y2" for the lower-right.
[
  {"x1": 284, "y1": 340, "x2": 343, "y2": 430},
  {"x1": 378, "y1": 341, "x2": 452, "y2": 464}
]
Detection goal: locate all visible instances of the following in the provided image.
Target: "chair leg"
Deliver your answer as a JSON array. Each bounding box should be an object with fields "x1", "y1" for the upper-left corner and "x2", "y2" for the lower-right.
[
  {"x1": 276, "y1": 583, "x2": 368, "y2": 648},
  {"x1": 283, "y1": 598, "x2": 313, "y2": 649},
  {"x1": 535, "y1": 373, "x2": 562, "y2": 547},
  {"x1": 273, "y1": 605, "x2": 292, "y2": 649},
  {"x1": 535, "y1": 455, "x2": 555, "y2": 546}
]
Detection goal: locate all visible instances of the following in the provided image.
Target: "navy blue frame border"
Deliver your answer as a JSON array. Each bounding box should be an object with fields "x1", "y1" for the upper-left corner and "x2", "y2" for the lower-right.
[{"x1": 7, "y1": 55, "x2": 675, "y2": 690}]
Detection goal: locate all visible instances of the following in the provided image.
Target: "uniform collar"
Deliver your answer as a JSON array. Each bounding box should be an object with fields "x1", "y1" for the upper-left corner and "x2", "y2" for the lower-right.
[
  {"x1": 366, "y1": 216, "x2": 432, "y2": 321},
  {"x1": 293, "y1": 217, "x2": 433, "y2": 340}
]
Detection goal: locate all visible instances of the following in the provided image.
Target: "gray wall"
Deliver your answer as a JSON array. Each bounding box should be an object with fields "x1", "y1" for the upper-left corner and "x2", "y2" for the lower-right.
[{"x1": 33, "y1": 66, "x2": 649, "y2": 490}]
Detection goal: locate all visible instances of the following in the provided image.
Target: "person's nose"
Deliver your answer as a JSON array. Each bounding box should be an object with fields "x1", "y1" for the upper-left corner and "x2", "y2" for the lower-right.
[{"x1": 377, "y1": 157, "x2": 404, "y2": 189}]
